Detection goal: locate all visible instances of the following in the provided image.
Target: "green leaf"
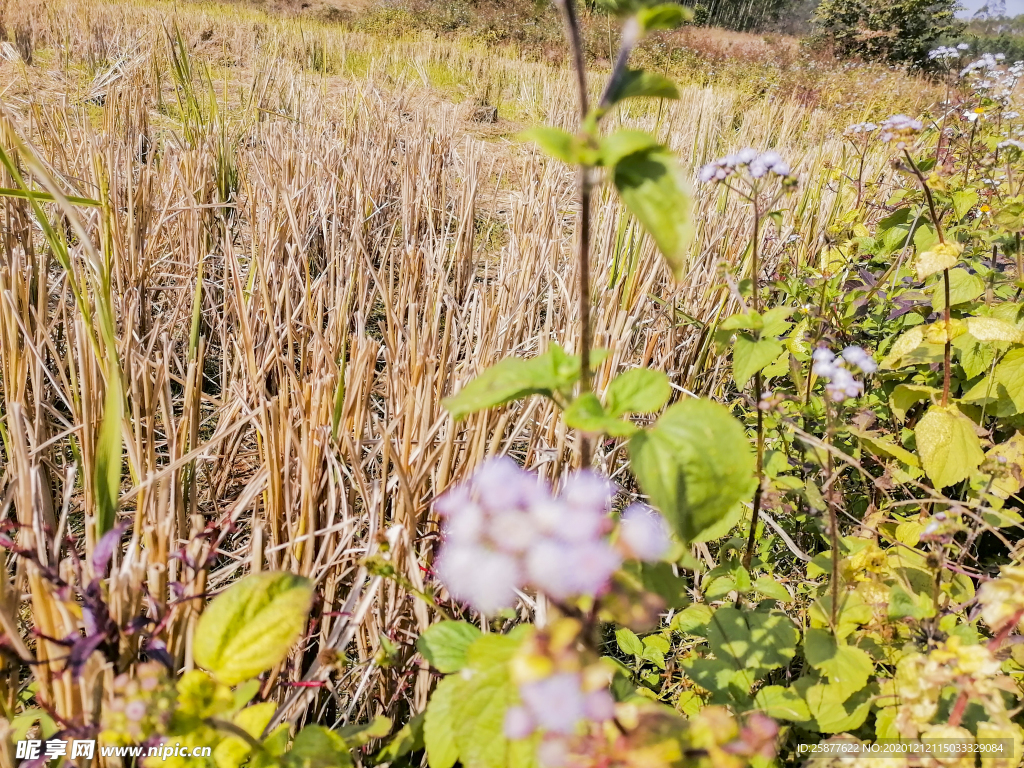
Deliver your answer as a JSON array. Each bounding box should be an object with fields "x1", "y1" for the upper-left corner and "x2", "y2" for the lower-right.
[
  {"x1": 443, "y1": 345, "x2": 583, "y2": 421},
  {"x1": 803, "y1": 629, "x2": 873, "y2": 699},
  {"x1": 931, "y1": 267, "x2": 984, "y2": 311},
  {"x1": 519, "y1": 127, "x2": 578, "y2": 165},
  {"x1": 424, "y1": 676, "x2": 461, "y2": 768},
  {"x1": 889, "y1": 384, "x2": 939, "y2": 422},
  {"x1": 375, "y1": 712, "x2": 425, "y2": 764},
  {"x1": 732, "y1": 335, "x2": 784, "y2": 389},
  {"x1": 760, "y1": 306, "x2": 794, "y2": 338},
  {"x1": 452, "y1": 634, "x2": 525, "y2": 768},
  {"x1": 888, "y1": 584, "x2": 930, "y2": 620},
  {"x1": 752, "y1": 575, "x2": 792, "y2": 603},
  {"x1": 564, "y1": 393, "x2": 638, "y2": 436},
  {"x1": 706, "y1": 606, "x2": 799, "y2": 674},
  {"x1": 881, "y1": 327, "x2": 926, "y2": 369},
  {"x1": 600, "y1": 131, "x2": 659, "y2": 167},
  {"x1": 612, "y1": 147, "x2": 693, "y2": 280},
  {"x1": 606, "y1": 368, "x2": 671, "y2": 417},
  {"x1": 615, "y1": 626, "x2": 644, "y2": 657},
  {"x1": 417, "y1": 621, "x2": 482, "y2": 673},
  {"x1": 915, "y1": 404, "x2": 985, "y2": 490},
  {"x1": 684, "y1": 658, "x2": 757, "y2": 701},
  {"x1": 796, "y1": 678, "x2": 873, "y2": 733},
  {"x1": 848, "y1": 428, "x2": 920, "y2": 467},
  {"x1": 951, "y1": 190, "x2": 979, "y2": 220},
  {"x1": 194, "y1": 571, "x2": 314, "y2": 685},
  {"x1": 636, "y1": 3, "x2": 692, "y2": 31},
  {"x1": 287, "y1": 725, "x2": 355, "y2": 768},
  {"x1": 996, "y1": 348, "x2": 1024, "y2": 411},
  {"x1": 671, "y1": 603, "x2": 713, "y2": 634},
  {"x1": 915, "y1": 242, "x2": 963, "y2": 281},
  {"x1": 753, "y1": 685, "x2": 812, "y2": 721},
  {"x1": 966, "y1": 317, "x2": 1024, "y2": 344},
  {"x1": 628, "y1": 399, "x2": 755, "y2": 541},
  {"x1": 606, "y1": 69, "x2": 679, "y2": 107},
  {"x1": 93, "y1": 372, "x2": 123, "y2": 537},
  {"x1": 213, "y1": 702, "x2": 278, "y2": 768}
]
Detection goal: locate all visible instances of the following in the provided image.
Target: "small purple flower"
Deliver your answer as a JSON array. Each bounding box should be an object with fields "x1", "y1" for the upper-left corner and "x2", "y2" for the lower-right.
[
  {"x1": 520, "y1": 673, "x2": 586, "y2": 735},
  {"x1": 619, "y1": 504, "x2": 671, "y2": 561},
  {"x1": 504, "y1": 706, "x2": 536, "y2": 739}
]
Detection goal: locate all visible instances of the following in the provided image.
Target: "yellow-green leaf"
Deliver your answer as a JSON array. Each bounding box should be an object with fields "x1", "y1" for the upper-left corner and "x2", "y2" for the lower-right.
[
  {"x1": 966, "y1": 317, "x2": 1024, "y2": 344},
  {"x1": 213, "y1": 702, "x2": 277, "y2": 768},
  {"x1": 915, "y1": 241, "x2": 963, "y2": 281},
  {"x1": 194, "y1": 571, "x2": 314, "y2": 685},
  {"x1": 914, "y1": 405, "x2": 985, "y2": 490},
  {"x1": 881, "y1": 327, "x2": 925, "y2": 369}
]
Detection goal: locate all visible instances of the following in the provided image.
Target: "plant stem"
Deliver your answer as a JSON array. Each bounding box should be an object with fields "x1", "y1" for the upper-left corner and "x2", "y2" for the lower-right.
[
  {"x1": 942, "y1": 267, "x2": 952, "y2": 406},
  {"x1": 555, "y1": 0, "x2": 593, "y2": 467},
  {"x1": 903, "y1": 150, "x2": 952, "y2": 406},
  {"x1": 742, "y1": 201, "x2": 763, "y2": 570},
  {"x1": 825, "y1": 402, "x2": 840, "y2": 629}
]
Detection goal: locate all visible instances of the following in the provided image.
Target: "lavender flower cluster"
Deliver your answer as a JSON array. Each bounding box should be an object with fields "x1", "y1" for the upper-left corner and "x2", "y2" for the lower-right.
[
  {"x1": 812, "y1": 346, "x2": 877, "y2": 403},
  {"x1": 434, "y1": 458, "x2": 670, "y2": 614},
  {"x1": 699, "y1": 148, "x2": 792, "y2": 183},
  {"x1": 878, "y1": 115, "x2": 923, "y2": 147},
  {"x1": 504, "y1": 672, "x2": 615, "y2": 740}
]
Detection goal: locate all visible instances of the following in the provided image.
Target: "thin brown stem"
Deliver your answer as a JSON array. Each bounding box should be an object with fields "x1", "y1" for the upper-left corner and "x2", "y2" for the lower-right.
[{"x1": 942, "y1": 268, "x2": 952, "y2": 406}]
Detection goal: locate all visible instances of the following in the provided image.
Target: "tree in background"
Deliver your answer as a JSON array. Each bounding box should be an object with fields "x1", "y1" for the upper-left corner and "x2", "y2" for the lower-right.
[{"x1": 814, "y1": 0, "x2": 965, "y2": 67}]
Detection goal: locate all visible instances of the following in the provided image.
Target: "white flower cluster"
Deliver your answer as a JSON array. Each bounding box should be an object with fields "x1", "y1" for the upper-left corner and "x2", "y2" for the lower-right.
[
  {"x1": 960, "y1": 54, "x2": 1023, "y2": 103},
  {"x1": 699, "y1": 148, "x2": 792, "y2": 183},
  {"x1": 879, "y1": 114, "x2": 924, "y2": 147},
  {"x1": 998, "y1": 139, "x2": 1024, "y2": 151},
  {"x1": 812, "y1": 346, "x2": 876, "y2": 402},
  {"x1": 504, "y1": 672, "x2": 615, "y2": 739},
  {"x1": 845, "y1": 121, "x2": 878, "y2": 135},
  {"x1": 434, "y1": 458, "x2": 670, "y2": 614},
  {"x1": 928, "y1": 43, "x2": 969, "y2": 61}
]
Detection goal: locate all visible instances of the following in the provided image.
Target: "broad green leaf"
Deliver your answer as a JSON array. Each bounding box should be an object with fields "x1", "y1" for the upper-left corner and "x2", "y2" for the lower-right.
[
  {"x1": 194, "y1": 571, "x2": 314, "y2": 685},
  {"x1": 519, "y1": 127, "x2": 578, "y2": 165},
  {"x1": 705, "y1": 606, "x2": 799, "y2": 673},
  {"x1": 966, "y1": 317, "x2": 1024, "y2": 344},
  {"x1": 994, "y1": 200, "x2": 1024, "y2": 229},
  {"x1": 880, "y1": 327, "x2": 925, "y2": 369},
  {"x1": 615, "y1": 626, "x2": 644, "y2": 657},
  {"x1": 797, "y1": 678, "x2": 874, "y2": 733},
  {"x1": 94, "y1": 372, "x2": 123, "y2": 537},
  {"x1": 931, "y1": 267, "x2": 984, "y2": 311},
  {"x1": 444, "y1": 345, "x2": 582, "y2": 421},
  {"x1": 628, "y1": 399, "x2": 755, "y2": 541},
  {"x1": 996, "y1": 348, "x2": 1024, "y2": 411},
  {"x1": 424, "y1": 676, "x2": 461, "y2": 768},
  {"x1": 761, "y1": 306, "x2": 794, "y2": 338},
  {"x1": 606, "y1": 368, "x2": 671, "y2": 417},
  {"x1": 684, "y1": 658, "x2": 757, "y2": 702},
  {"x1": 889, "y1": 384, "x2": 939, "y2": 422},
  {"x1": 955, "y1": 334, "x2": 998, "y2": 380},
  {"x1": 564, "y1": 393, "x2": 638, "y2": 436},
  {"x1": 452, "y1": 634, "x2": 524, "y2": 768},
  {"x1": 671, "y1": 603, "x2": 713, "y2": 634},
  {"x1": 636, "y1": 3, "x2": 692, "y2": 31},
  {"x1": 915, "y1": 405, "x2": 985, "y2": 490},
  {"x1": 752, "y1": 575, "x2": 792, "y2": 603},
  {"x1": 606, "y1": 69, "x2": 679, "y2": 107},
  {"x1": 287, "y1": 725, "x2": 354, "y2": 768},
  {"x1": 951, "y1": 190, "x2": 979, "y2": 220},
  {"x1": 915, "y1": 241, "x2": 962, "y2": 281},
  {"x1": 417, "y1": 621, "x2": 482, "y2": 673},
  {"x1": 690, "y1": 501, "x2": 742, "y2": 543},
  {"x1": 613, "y1": 147, "x2": 693, "y2": 280},
  {"x1": 732, "y1": 335, "x2": 783, "y2": 389},
  {"x1": 987, "y1": 432, "x2": 1024, "y2": 498},
  {"x1": 213, "y1": 702, "x2": 279, "y2": 768},
  {"x1": 600, "y1": 131, "x2": 659, "y2": 167},
  {"x1": 803, "y1": 629, "x2": 873, "y2": 699},
  {"x1": 888, "y1": 584, "x2": 930, "y2": 620},
  {"x1": 753, "y1": 685, "x2": 812, "y2": 721}
]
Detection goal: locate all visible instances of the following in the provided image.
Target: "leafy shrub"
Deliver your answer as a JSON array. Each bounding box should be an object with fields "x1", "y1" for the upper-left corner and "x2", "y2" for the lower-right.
[{"x1": 814, "y1": 0, "x2": 964, "y2": 67}]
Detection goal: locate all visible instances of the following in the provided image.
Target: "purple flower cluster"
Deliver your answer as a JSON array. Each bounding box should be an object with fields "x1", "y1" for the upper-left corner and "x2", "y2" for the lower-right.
[
  {"x1": 879, "y1": 115, "x2": 924, "y2": 147},
  {"x1": 699, "y1": 148, "x2": 792, "y2": 183},
  {"x1": 434, "y1": 458, "x2": 670, "y2": 614},
  {"x1": 504, "y1": 673, "x2": 615, "y2": 738},
  {"x1": 928, "y1": 43, "x2": 969, "y2": 62},
  {"x1": 812, "y1": 346, "x2": 876, "y2": 403}
]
